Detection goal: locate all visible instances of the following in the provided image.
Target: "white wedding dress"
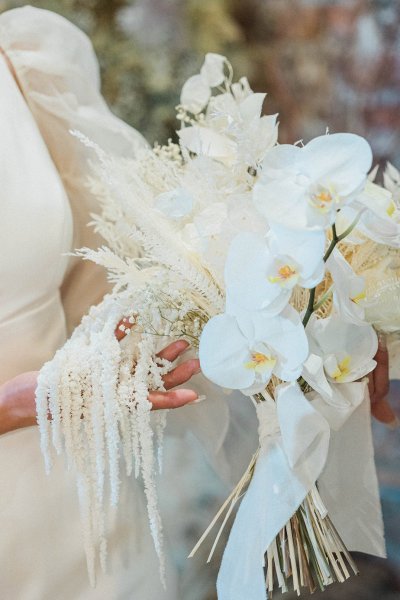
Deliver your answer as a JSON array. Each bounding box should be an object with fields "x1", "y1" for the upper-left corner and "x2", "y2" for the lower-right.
[
  {"x1": 0, "y1": 8, "x2": 258, "y2": 599},
  {"x1": 0, "y1": 16, "x2": 182, "y2": 600}
]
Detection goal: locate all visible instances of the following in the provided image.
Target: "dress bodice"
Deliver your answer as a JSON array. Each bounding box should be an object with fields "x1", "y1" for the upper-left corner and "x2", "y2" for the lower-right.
[{"x1": 0, "y1": 54, "x2": 73, "y2": 382}]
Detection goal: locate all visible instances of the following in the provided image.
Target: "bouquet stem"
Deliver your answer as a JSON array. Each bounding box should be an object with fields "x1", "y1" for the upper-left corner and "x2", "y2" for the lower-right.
[
  {"x1": 190, "y1": 466, "x2": 358, "y2": 597},
  {"x1": 266, "y1": 486, "x2": 358, "y2": 596}
]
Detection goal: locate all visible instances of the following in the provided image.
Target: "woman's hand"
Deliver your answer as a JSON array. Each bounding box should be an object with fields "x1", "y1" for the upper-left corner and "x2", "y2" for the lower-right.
[
  {"x1": 0, "y1": 371, "x2": 39, "y2": 435},
  {"x1": 148, "y1": 339, "x2": 200, "y2": 409},
  {"x1": 115, "y1": 318, "x2": 201, "y2": 409},
  {"x1": 368, "y1": 335, "x2": 397, "y2": 425},
  {"x1": 0, "y1": 338, "x2": 200, "y2": 435}
]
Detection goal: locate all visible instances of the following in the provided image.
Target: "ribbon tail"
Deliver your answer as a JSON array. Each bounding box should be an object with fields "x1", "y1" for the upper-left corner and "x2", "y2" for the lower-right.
[
  {"x1": 217, "y1": 383, "x2": 330, "y2": 600},
  {"x1": 318, "y1": 392, "x2": 386, "y2": 558}
]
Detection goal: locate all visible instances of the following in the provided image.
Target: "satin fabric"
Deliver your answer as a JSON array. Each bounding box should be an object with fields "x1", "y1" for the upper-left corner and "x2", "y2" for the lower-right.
[
  {"x1": 0, "y1": 8, "x2": 259, "y2": 599},
  {"x1": 0, "y1": 11, "x2": 177, "y2": 599}
]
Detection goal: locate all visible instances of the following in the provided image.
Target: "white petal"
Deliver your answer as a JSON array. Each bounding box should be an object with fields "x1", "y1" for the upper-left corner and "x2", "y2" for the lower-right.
[
  {"x1": 355, "y1": 182, "x2": 400, "y2": 247},
  {"x1": 224, "y1": 232, "x2": 288, "y2": 313},
  {"x1": 302, "y1": 353, "x2": 333, "y2": 399},
  {"x1": 308, "y1": 315, "x2": 378, "y2": 382},
  {"x1": 200, "y1": 53, "x2": 226, "y2": 87},
  {"x1": 268, "y1": 223, "x2": 326, "y2": 283},
  {"x1": 247, "y1": 306, "x2": 309, "y2": 382},
  {"x1": 154, "y1": 187, "x2": 193, "y2": 220},
  {"x1": 199, "y1": 314, "x2": 254, "y2": 390},
  {"x1": 180, "y1": 74, "x2": 211, "y2": 114},
  {"x1": 327, "y1": 249, "x2": 366, "y2": 325},
  {"x1": 178, "y1": 125, "x2": 236, "y2": 164},
  {"x1": 253, "y1": 178, "x2": 309, "y2": 229},
  {"x1": 302, "y1": 133, "x2": 372, "y2": 197},
  {"x1": 239, "y1": 93, "x2": 266, "y2": 122}
]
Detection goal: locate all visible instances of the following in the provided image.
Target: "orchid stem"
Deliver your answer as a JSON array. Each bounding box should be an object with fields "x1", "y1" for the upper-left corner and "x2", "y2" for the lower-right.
[
  {"x1": 302, "y1": 288, "x2": 316, "y2": 328},
  {"x1": 302, "y1": 210, "x2": 363, "y2": 328},
  {"x1": 313, "y1": 285, "x2": 333, "y2": 311},
  {"x1": 323, "y1": 223, "x2": 338, "y2": 263}
]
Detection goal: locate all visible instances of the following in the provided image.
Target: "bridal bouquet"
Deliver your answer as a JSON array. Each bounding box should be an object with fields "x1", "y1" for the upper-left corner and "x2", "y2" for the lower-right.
[{"x1": 36, "y1": 54, "x2": 400, "y2": 597}]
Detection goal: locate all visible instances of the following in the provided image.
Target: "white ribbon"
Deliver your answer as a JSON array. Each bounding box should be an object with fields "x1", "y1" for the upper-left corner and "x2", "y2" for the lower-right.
[
  {"x1": 217, "y1": 382, "x2": 330, "y2": 600},
  {"x1": 216, "y1": 379, "x2": 384, "y2": 599}
]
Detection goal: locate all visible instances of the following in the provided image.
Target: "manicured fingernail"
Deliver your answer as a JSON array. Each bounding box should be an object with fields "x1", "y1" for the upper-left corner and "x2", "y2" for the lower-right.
[
  {"x1": 189, "y1": 359, "x2": 201, "y2": 373},
  {"x1": 189, "y1": 395, "x2": 206, "y2": 405}
]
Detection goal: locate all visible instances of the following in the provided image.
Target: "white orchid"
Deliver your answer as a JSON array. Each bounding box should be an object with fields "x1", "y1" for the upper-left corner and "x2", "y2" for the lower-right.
[
  {"x1": 304, "y1": 314, "x2": 377, "y2": 388},
  {"x1": 253, "y1": 133, "x2": 373, "y2": 230},
  {"x1": 347, "y1": 179, "x2": 400, "y2": 247},
  {"x1": 224, "y1": 228, "x2": 325, "y2": 315},
  {"x1": 302, "y1": 314, "x2": 377, "y2": 429},
  {"x1": 327, "y1": 249, "x2": 366, "y2": 325},
  {"x1": 199, "y1": 305, "x2": 309, "y2": 394}
]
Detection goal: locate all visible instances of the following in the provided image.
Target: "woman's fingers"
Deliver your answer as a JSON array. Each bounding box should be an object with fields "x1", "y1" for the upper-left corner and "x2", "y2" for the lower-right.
[
  {"x1": 372, "y1": 342, "x2": 390, "y2": 402},
  {"x1": 114, "y1": 334, "x2": 199, "y2": 409},
  {"x1": 162, "y1": 359, "x2": 200, "y2": 390},
  {"x1": 157, "y1": 339, "x2": 189, "y2": 362},
  {"x1": 370, "y1": 335, "x2": 396, "y2": 424},
  {"x1": 149, "y1": 388, "x2": 198, "y2": 410},
  {"x1": 371, "y1": 397, "x2": 397, "y2": 424}
]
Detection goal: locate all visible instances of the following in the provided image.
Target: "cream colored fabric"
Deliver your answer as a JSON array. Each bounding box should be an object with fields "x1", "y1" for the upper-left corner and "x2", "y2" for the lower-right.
[
  {"x1": 0, "y1": 5, "x2": 147, "y2": 334},
  {"x1": 0, "y1": 9, "x2": 177, "y2": 599},
  {"x1": 0, "y1": 53, "x2": 72, "y2": 383}
]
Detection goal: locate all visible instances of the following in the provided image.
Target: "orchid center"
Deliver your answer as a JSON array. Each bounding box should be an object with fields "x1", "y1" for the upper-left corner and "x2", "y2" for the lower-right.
[
  {"x1": 244, "y1": 350, "x2": 276, "y2": 374},
  {"x1": 387, "y1": 199, "x2": 396, "y2": 218},
  {"x1": 329, "y1": 355, "x2": 351, "y2": 382},
  {"x1": 351, "y1": 289, "x2": 366, "y2": 304},
  {"x1": 309, "y1": 184, "x2": 338, "y2": 214},
  {"x1": 268, "y1": 261, "x2": 300, "y2": 289}
]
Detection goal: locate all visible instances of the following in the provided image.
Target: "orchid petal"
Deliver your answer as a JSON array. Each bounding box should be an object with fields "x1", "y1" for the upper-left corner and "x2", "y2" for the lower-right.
[
  {"x1": 327, "y1": 249, "x2": 366, "y2": 325},
  {"x1": 302, "y1": 133, "x2": 372, "y2": 197},
  {"x1": 199, "y1": 314, "x2": 255, "y2": 390},
  {"x1": 224, "y1": 232, "x2": 289, "y2": 314},
  {"x1": 180, "y1": 74, "x2": 211, "y2": 114}
]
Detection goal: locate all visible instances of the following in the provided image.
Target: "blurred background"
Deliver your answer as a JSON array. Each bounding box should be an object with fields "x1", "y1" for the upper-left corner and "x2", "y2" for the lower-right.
[{"x1": 1, "y1": 1, "x2": 399, "y2": 598}]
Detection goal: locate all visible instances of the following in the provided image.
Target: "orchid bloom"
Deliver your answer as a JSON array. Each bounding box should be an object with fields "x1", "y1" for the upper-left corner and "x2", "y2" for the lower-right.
[
  {"x1": 253, "y1": 133, "x2": 373, "y2": 230},
  {"x1": 199, "y1": 306, "x2": 309, "y2": 395},
  {"x1": 303, "y1": 315, "x2": 377, "y2": 392},
  {"x1": 327, "y1": 249, "x2": 366, "y2": 326},
  {"x1": 345, "y1": 179, "x2": 400, "y2": 247},
  {"x1": 224, "y1": 229, "x2": 325, "y2": 315}
]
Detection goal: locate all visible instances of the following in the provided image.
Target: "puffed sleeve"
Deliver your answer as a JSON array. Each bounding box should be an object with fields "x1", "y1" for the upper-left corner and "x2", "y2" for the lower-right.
[{"x1": 0, "y1": 6, "x2": 148, "y2": 334}]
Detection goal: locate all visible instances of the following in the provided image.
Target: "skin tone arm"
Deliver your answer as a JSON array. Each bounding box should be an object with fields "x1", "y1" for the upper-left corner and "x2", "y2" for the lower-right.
[{"x1": 0, "y1": 330, "x2": 200, "y2": 436}]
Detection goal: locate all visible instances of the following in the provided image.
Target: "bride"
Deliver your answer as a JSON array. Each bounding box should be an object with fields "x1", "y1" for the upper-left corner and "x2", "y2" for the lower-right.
[
  {"x1": 0, "y1": 6, "x2": 395, "y2": 600},
  {"x1": 0, "y1": 6, "x2": 234, "y2": 599}
]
